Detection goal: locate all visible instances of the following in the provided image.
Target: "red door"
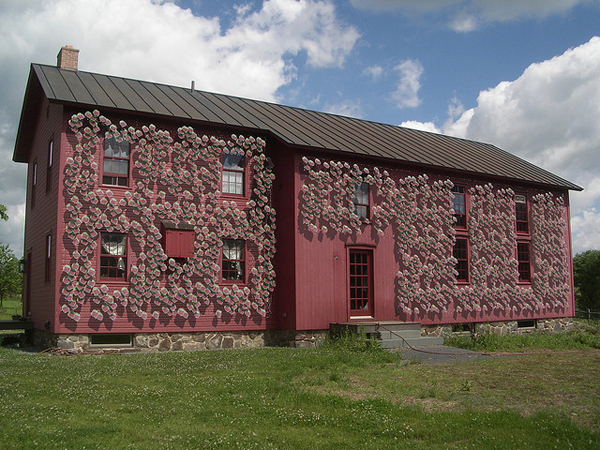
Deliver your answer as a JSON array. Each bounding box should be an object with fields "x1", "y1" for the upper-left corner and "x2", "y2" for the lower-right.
[{"x1": 349, "y1": 250, "x2": 373, "y2": 317}]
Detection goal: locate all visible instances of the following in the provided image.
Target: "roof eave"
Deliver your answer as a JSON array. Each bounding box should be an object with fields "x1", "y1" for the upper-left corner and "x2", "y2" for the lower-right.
[{"x1": 13, "y1": 65, "x2": 44, "y2": 163}]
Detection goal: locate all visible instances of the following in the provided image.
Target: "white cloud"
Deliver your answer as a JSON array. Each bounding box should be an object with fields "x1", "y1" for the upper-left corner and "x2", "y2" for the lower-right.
[
  {"x1": 443, "y1": 36, "x2": 600, "y2": 252},
  {"x1": 448, "y1": 12, "x2": 479, "y2": 32},
  {"x1": 391, "y1": 59, "x2": 424, "y2": 109},
  {"x1": 324, "y1": 99, "x2": 364, "y2": 118},
  {"x1": 350, "y1": 0, "x2": 460, "y2": 13},
  {"x1": 0, "y1": 0, "x2": 359, "y2": 256},
  {"x1": 349, "y1": 0, "x2": 598, "y2": 32},
  {"x1": 571, "y1": 208, "x2": 600, "y2": 253},
  {"x1": 400, "y1": 120, "x2": 441, "y2": 134},
  {"x1": 363, "y1": 65, "x2": 384, "y2": 80}
]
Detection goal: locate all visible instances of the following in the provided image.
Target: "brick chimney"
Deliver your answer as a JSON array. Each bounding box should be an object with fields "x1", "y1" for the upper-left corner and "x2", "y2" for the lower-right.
[{"x1": 57, "y1": 45, "x2": 79, "y2": 71}]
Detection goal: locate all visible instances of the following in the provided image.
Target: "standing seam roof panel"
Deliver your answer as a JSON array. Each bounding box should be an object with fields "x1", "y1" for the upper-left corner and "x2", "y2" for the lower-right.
[
  {"x1": 332, "y1": 115, "x2": 419, "y2": 161},
  {"x1": 192, "y1": 92, "x2": 246, "y2": 127},
  {"x1": 25, "y1": 64, "x2": 582, "y2": 191},
  {"x1": 75, "y1": 72, "x2": 116, "y2": 108},
  {"x1": 321, "y1": 114, "x2": 405, "y2": 161},
  {"x1": 60, "y1": 70, "x2": 96, "y2": 105},
  {"x1": 259, "y1": 103, "x2": 338, "y2": 150},
  {"x1": 185, "y1": 91, "x2": 229, "y2": 124},
  {"x1": 40, "y1": 66, "x2": 76, "y2": 103},
  {"x1": 368, "y1": 121, "x2": 440, "y2": 166},
  {"x1": 237, "y1": 98, "x2": 313, "y2": 146},
  {"x1": 207, "y1": 93, "x2": 266, "y2": 130},
  {"x1": 163, "y1": 86, "x2": 212, "y2": 122},
  {"x1": 128, "y1": 80, "x2": 174, "y2": 116},
  {"x1": 295, "y1": 109, "x2": 385, "y2": 158},
  {"x1": 403, "y1": 129, "x2": 471, "y2": 170},
  {"x1": 107, "y1": 77, "x2": 152, "y2": 113},
  {"x1": 143, "y1": 83, "x2": 191, "y2": 118},
  {"x1": 224, "y1": 97, "x2": 288, "y2": 137}
]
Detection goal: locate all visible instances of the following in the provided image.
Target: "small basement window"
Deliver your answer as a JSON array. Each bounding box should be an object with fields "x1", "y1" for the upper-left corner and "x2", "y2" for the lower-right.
[
  {"x1": 517, "y1": 320, "x2": 536, "y2": 329},
  {"x1": 90, "y1": 334, "x2": 132, "y2": 347},
  {"x1": 161, "y1": 221, "x2": 195, "y2": 258},
  {"x1": 451, "y1": 323, "x2": 473, "y2": 333}
]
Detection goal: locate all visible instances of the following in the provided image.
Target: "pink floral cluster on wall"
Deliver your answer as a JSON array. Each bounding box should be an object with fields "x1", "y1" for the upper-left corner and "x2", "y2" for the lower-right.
[
  {"x1": 61, "y1": 110, "x2": 276, "y2": 324},
  {"x1": 298, "y1": 157, "x2": 571, "y2": 320}
]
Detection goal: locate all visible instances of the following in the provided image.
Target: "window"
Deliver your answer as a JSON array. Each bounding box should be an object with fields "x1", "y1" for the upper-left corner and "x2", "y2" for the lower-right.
[
  {"x1": 515, "y1": 194, "x2": 529, "y2": 234},
  {"x1": 100, "y1": 233, "x2": 127, "y2": 279},
  {"x1": 222, "y1": 153, "x2": 244, "y2": 195},
  {"x1": 46, "y1": 140, "x2": 53, "y2": 193},
  {"x1": 453, "y1": 238, "x2": 469, "y2": 282},
  {"x1": 353, "y1": 181, "x2": 369, "y2": 219},
  {"x1": 451, "y1": 186, "x2": 466, "y2": 228},
  {"x1": 222, "y1": 239, "x2": 244, "y2": 281},
  {"x1": 31, "y1": 160, "x2": 38, "y2": 209},
  {"x1": 103, "y1": 137, "x2": 130, "y2": 186},
  {"x1": 517, "y1": 242, "x2": 531, "y2": 282},
  {"x1": 45, "y1": 233, "x2": 52, "y2": 283},
  {"x1": 90, "y1": 334, "x2": 132, "y2": 347}
]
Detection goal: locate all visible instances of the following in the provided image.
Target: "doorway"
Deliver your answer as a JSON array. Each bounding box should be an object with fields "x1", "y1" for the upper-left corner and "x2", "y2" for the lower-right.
[{"x1": 348, "y1": 249, "x2": 373, "y2": 318}]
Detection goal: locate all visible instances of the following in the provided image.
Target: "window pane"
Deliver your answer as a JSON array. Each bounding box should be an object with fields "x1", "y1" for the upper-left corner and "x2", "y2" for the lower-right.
[
  {"x1": 356, "y1": 205, "x2": 368, "y2": 219},
  {"x1": 104, "y1": 159, "x2": 113, "y2": 174},
  {"x1": 118, "y1": 159, "x2": 129, "y2": 175},
  {"x1": 223, "y1": 170, "x2": 244, "y2": 195},
  {"x1": 223, "y1": 154, "x2": 244, "y2": 170},
  {"x1": 452, "y1": 194, "x2": 465, "y2": 214},
  {"x1": 354, "y1": 182, "x2": 369, "y2": 204},
  {"x1": 222, "y1": 239, "x2": 245, "y2": 281}
]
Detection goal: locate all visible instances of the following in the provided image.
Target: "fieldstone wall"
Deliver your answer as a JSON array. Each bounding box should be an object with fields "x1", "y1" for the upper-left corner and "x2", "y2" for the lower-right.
[
  {"x1": 134, "y1": 331, "x2": 265, "y2": 352},
  {"x1": 421, "y1": 317, "x2": 574, "y2": 338},
  {"x1": 31, "y1": 329, "x2": 328, "y2": 353}
]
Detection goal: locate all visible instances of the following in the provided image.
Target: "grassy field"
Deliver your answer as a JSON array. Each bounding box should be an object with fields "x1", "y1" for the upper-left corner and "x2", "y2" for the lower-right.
[
  {"x1": 1, "y1": 327, "x2": 599, "y2": 449},
  {"x1": 0, "y1": 295, "x2": 22, "y2": 320}
]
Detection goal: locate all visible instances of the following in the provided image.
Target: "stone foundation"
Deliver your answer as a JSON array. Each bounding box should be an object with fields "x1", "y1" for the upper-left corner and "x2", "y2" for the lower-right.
[
  {"x1": 32, "y1": 318, "x2": 573, "y2": 353},
  {"x1": 32, "y1": 329, "x2": 327, "y2": 353},
  {"x1": 421, "y1": 317, "x2": 574, "y2": 338}
]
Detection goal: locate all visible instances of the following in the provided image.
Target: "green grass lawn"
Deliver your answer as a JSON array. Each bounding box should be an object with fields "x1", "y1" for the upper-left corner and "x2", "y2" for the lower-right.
[
  {"x1": 1, "y1": 329, "x2": 599, "y2": 449},
  {"x1": 0, "y1": 295, "x2": 22, "y2": 320}
]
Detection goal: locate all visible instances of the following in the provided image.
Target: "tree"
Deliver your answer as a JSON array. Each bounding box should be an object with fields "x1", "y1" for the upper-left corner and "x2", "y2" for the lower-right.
[
  {"x1": 573, "y1": 250, "x2": 600, "y2": 311},
  {"x1": 0, "y1": 203, "x2": 7, "y2": 221},
  {"x1": 0, "y1": 244, "x2": 22, "y2": 307}
]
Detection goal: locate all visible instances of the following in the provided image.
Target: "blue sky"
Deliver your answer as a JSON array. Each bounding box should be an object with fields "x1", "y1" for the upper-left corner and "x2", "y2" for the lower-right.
[{"x1": 1, "y1": 0, "x2": 600, "y2": 256}]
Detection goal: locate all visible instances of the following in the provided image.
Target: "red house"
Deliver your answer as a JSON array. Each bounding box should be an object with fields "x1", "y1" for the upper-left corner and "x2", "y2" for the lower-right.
[{"x1": 12, "y1": 46, "x2": 582, "y2": 351}]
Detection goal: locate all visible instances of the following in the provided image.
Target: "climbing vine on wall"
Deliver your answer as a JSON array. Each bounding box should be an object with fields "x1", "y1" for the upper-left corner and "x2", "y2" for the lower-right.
[
  {"x1": 531, "y1": 192, "x2": 570, "y2": 310},
  {"x1": 298, "y1": 156, "x2": 571, "y2": 320},
  {"x1": 61, "y1": 110, "x2": 276, "y2": 324}
]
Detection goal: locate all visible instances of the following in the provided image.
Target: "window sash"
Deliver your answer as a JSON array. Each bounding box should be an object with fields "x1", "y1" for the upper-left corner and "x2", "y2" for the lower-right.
[
  {"x1": 45, "y1": 234, "x2": 52, "y2": 283},
  {"x1": 222, "y1": 154, "x2": 245, "y2": 195},
  {"x1": 451, "y1": 186, "x2": 466, "y2": 228},
  {"x1": 100, "y1": 233, "x2": 127, "y2": 279},
  {"x1": 222, "y1": 239, "x2": 245, "y2": 281},
  {"x1": 515, "y1": 197, "x2": 529, "y2": 233},
  {"x1": 31, "y1": 161, "x2": 38, "y2": 209},
  {"x1": 103, "y1": 137, "x2": 130, "y2": 186},
  {"x1": 46, "y1": 141, "x2": 53, "y2": 193},
  {"x1": 453, "y1": 238, "x2": 469, "y2": 282},
  {"x1": 353, "y1": 182, "x2": 369, "y2": 219},
  {"x1": 222, "y1": 170, "x2": 244, "y2": 195},
  {"x1": 517, "y1": 242, "x2": 531, "y2": 282}
]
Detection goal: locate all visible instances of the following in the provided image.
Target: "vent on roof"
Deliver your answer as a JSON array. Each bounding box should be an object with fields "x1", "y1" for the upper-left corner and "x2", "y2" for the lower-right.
[{"x1": 57, "y1": 45, "x2": 79, "y2": 71}]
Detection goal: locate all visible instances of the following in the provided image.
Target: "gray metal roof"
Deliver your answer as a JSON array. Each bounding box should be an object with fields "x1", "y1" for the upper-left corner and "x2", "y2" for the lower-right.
[{"x1": 14, "y1": 63, "x2": 582, "y2": 191}]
